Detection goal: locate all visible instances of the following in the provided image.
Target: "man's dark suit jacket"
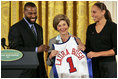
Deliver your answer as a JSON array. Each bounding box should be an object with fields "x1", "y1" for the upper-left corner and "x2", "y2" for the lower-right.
[{"x1": 8, "y1": 19, "x2": 46, "y2": 78}]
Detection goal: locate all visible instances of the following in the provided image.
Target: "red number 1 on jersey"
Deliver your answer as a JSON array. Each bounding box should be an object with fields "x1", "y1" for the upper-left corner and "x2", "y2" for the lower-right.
[{"x1": 67, "y1": 57, "x2": 77, "y2": 73}]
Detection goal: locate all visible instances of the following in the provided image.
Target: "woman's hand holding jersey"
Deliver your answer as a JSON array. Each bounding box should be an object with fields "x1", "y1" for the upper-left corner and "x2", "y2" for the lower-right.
[{"x1": 49, "y1": 50, "x2": 59, "y2": 59}]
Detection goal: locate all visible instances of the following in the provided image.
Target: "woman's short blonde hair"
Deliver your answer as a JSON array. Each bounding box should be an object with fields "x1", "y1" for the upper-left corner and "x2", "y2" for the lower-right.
[{"x1": 53, "y1": 14, "x2": 70, "y2": 30}]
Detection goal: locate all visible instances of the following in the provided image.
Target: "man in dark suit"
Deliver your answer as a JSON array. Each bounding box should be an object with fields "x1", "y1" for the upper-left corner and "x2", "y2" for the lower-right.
[{"x1": 8, "y1": 2, "x2": 49, "y2": 78}]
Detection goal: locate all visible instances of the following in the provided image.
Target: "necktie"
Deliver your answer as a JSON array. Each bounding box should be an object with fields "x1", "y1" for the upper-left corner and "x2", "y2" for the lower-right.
[{"x1": 31, "y1": 25, "x2": 37, "y2": 39}]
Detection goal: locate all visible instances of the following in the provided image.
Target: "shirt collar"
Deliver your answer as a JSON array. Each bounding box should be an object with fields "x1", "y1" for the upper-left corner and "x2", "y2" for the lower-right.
[
  {"x1": 56, "y1": 33, "x2": 71, "y2": 43},
  {"x1": 23, "y1": 17, "x2": 34, "y2": 28}
]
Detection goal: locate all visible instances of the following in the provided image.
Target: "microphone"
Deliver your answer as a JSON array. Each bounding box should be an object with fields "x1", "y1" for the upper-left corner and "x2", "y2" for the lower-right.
[{"x1": 1, "y1": 38, "x2": 8, "y2": 49}]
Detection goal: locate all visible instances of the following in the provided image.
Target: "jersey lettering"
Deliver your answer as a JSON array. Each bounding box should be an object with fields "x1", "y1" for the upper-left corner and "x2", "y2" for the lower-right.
[
  {"x1": 67, "y1": 57, "x2": 77, "y2": 73},
  {"x1": 52, "y1": 37, "x2": 93, "y2": 78}
]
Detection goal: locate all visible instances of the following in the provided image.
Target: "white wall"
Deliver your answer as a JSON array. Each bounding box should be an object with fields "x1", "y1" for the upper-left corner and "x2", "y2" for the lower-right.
[{"x1": 102, "y1": 1, "x2": 117, "y2": 23}]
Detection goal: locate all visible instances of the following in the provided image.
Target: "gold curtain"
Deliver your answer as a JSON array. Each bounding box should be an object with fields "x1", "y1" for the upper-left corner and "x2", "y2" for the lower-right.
[{"x1": 1, "y1": 1, "x2": 97, "y2": 77}]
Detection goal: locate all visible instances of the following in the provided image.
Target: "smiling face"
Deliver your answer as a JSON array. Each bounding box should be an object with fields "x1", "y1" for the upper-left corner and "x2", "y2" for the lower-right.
[
  {"x1": 24, "y1": 6, "x2": 37, "y2": 24},
  {"x1": 57, "y1": 20, "x2": 69, "y2": 35},
  {"x1": 91, "y1": 5, "x2": 105, "y2": 22}
]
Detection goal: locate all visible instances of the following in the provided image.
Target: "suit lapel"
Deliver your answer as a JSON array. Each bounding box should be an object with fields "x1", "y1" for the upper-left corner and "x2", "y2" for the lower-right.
[
  {"x1": 34, "y1": 24, "x2": 39, "y2": 42},
  {"x1": 22, "y1": 19, "x2": 37, "y2": 42}
]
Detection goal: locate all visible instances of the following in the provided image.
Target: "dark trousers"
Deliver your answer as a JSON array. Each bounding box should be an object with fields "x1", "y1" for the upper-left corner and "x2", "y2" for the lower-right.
[{"x1": 92, "y1": 59, "x2": 117, "y2": 78}]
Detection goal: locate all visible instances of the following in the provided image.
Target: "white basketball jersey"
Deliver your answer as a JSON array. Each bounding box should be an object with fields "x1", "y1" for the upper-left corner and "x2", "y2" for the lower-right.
[{"x1": 52, "y1": 37, "x2": 93, "y2": 78}]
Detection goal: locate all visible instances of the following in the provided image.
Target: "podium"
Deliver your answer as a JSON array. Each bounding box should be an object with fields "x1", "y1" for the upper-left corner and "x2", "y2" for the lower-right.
[{"x1": 1, "y1": 51, "x2": 39, "y2": 78}]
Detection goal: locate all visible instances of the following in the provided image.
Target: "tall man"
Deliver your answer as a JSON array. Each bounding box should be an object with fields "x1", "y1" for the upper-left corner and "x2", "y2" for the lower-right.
[{"x1": 8, "y1": 2, "x2": 49, "y2": 78}]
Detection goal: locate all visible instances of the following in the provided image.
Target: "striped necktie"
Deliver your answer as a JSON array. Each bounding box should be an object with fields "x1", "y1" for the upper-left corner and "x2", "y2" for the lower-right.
[{"x1": 31, "y1": 25, "x2": 37, "y2": 39}]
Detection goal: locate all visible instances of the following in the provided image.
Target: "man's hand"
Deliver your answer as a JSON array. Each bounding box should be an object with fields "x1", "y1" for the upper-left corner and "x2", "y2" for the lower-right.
[{"x1": 38, "y1": 45, "x2": 50, "y2": 53}]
